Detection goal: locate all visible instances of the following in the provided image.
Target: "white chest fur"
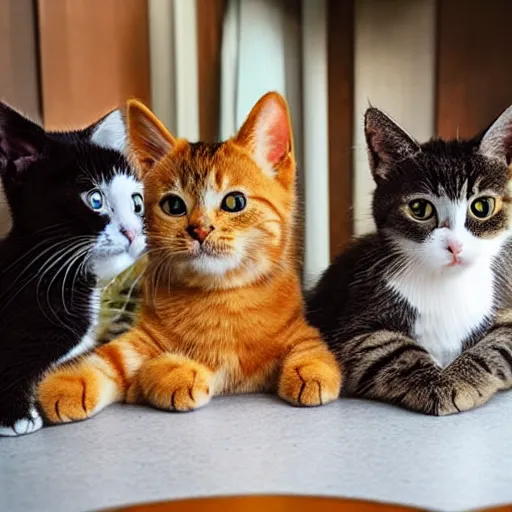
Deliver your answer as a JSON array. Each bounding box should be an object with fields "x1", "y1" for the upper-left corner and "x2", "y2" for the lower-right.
[{"x1": 387, "y1": 260, "x2": 495, "y2": 367}]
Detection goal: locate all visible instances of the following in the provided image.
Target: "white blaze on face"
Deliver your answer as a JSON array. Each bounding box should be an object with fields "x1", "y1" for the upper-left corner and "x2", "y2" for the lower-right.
[
  {"x1": 0, "y1": 179, "x2": 12, "y2": 239},
  {"x1": 388, "y1": 189, "x2": 510, "y2": 367},
  {"x1": 186, "y1": 173, "x2": 247, "y2": 276},
  {"x1": 401, "y1": 194, "x2": 508, "y2": 272},
  {"x1": 91, "y1": 171, "x2": 146, "y2": 282}
]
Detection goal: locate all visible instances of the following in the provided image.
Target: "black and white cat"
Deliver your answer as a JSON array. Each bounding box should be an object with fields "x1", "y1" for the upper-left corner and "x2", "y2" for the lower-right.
[
  {"x1": 0, "y1": 103, "x2": 145, "y2": 436},
  {"x1": 308, "y1": 106, "x2": 512, "y2": 415}
]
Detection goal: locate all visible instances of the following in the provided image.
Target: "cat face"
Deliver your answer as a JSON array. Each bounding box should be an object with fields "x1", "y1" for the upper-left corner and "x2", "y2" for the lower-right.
[
  {"x1": 126, "y1": 93, "x2": 296, "y2": 289},
  {"x1": 0, "y1": 103, "x2": 146, "y2": 281},
  {"x1": 365, "y1": 107, "x2": 512, "y2": 272}
]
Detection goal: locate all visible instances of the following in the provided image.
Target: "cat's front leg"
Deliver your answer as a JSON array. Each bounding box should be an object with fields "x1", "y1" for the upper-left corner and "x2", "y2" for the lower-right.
[
  {"x1": 0, "y1": 384, "x2": 43, "y2": 437},
  {"x1": 0, "y1": 349, "x2": 62, "y2": 436},
  {"x1": 37, "y1": 329, "x2": 150, "y2": 424},
  {"x1": 278, "y1": 323, "x2": 342, "y2": 406},
  {"x1": 128, "y1": 354, "x2": 213, "y2": 412},
  {"x1": 339, "y1": 329, "x2": 504, "y2": 415},
  {"x1": 437, "y1": 319, "x2": 512, "y2": 415}
]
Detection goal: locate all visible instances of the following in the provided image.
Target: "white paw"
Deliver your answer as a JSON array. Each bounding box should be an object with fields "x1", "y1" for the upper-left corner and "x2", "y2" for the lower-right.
[{"x1": 0, "y1": 408, "x2": 43, "y2": 437}]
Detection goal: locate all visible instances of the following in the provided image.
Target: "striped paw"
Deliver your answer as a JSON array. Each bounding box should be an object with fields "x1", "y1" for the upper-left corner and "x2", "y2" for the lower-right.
[
  {"x1": 437, "y1": 380, "x2": 496, "y2": 416},
  {"x1": 37, "y1": 367, "x2": 102, "y2": 424},
  {"x1": 136, "y1": 355, "x2": 213, "y2": 412}
]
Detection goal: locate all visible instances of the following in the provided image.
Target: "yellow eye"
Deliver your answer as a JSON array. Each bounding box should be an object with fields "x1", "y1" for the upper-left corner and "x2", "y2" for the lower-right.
[
  {"x1": 408, "y1": 199, "x2": 434, "y2": 221},
  {"x1": 221, "y1": 192, "x2": 247, "y2": 213},
  {"x1": 470, "y1": 197, "x2": 496, "y2": 220}
]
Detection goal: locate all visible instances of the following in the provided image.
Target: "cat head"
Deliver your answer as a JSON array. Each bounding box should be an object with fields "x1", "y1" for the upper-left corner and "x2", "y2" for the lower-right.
[
  {"x1": 365, "y1": 106, "x2": 512, "y2": 273},
  {"x1": 126, "y1": 92, "x2": 296, "y2": 290},
  {"x1": 0, "y1": 103, "x2": 145, "y2": 281}
]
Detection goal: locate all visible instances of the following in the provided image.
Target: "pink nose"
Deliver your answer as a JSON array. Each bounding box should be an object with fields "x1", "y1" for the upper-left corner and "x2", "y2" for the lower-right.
[
  {"x1": 447, "y1": 240, "x2": 462, "y2": 256},
  {"x1": 186, "y1": 225, "x2": 213, "y2": 243},
  {"x1": 121, "y1": 227, "x2": 136, "y2": 243}
]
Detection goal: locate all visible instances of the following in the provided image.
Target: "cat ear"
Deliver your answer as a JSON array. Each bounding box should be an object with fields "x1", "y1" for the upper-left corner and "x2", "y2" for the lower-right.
[
  {"x1": 89, "y1": 109, "x2": 127, "y2": 153},
  {"x1": 234, "y1": 92, "x2": 294, "y2": 179},
  {"x1": 0, "y1": 102, "x2": 46, "y2": 173},
  {"x1": 126, "y1": 99, "x2": 176, "y2": 175},
  {"x1": 479, "y1": 106, "x2": 512, "y2": 164},
  {"x1": 365, "y1": 107, "x2": 420, "y2": 181}
]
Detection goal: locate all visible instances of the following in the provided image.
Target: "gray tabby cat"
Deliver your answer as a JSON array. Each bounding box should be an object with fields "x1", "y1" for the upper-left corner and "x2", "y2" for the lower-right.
[{"x1": 307, "y1": 106, "x2": 512, "y2": 415}]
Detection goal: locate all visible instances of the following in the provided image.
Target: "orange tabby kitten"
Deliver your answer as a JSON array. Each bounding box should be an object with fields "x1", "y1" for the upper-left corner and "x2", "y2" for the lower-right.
[{"x1": 37, "y1": 93, "x2": 342, "y2": 421}]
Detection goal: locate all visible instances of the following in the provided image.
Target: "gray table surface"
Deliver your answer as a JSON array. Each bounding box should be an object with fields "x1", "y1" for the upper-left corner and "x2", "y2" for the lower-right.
[{"x1": 1, "y1": 392, "x2": 511, "y2": 512}]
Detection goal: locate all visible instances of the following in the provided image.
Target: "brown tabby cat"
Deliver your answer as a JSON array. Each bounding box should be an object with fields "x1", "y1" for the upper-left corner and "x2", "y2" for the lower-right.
[
  {"x1": 37, "y1": 93, "x2": 342, "y2": 422},
  {"x1": 307, "y1": 106, "x2": 512, "y2": 415}
]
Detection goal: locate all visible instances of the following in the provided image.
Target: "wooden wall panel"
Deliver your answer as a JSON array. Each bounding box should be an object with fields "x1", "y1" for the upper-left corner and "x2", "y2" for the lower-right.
[
  {"x1": 196, "y1": 0, "x2": 226, "y2": 142},
  {"x1": 37, "y1": 0, "x2": 150, "y2": 130},
  {"x1": 0, "y1": 0, "x2": 40, "y2": 121},
  {"x1": 327, "y1": 0, "x2": 354, "y2": 258},
  {"x1": 353, "y1": 0, "x2": 436, "y2": 236},
  {"x1": 437, "y1": 0, "x2": 512, "y2": 138}
]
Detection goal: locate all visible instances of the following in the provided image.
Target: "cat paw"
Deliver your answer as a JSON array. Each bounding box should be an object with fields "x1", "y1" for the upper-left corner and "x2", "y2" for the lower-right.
[
  {"x1": 37, "y1": 368, "x2": 101, "y2": 423},
  {"x1": 137, "y1": 355, "x2": 212, "y2": 412},
  {"x1": 0, "y1": 408, "x2": 43, "y2": 437},
  {"x1": 278, "y1": 361, "x2": 341, "y2": 407},
  {"x1": 437, "y1": 382, "x2": 491, "y2": 416}
]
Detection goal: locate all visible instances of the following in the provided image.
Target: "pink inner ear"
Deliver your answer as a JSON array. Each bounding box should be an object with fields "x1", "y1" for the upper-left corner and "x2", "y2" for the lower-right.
[{"x1": 265, "y1": 111, "x2": 290, "y2": 166}]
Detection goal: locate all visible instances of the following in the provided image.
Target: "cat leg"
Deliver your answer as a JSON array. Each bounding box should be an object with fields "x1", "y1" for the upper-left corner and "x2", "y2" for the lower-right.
[
  {"x1": 0, "y1": 380, "x2": 43, "y2": 437},
  {"x1": 340, "y1": 329, "x2": 505, "y2": 415},
  {"x1": 37, "y1": 328, "x2": 151, "y2": 424},
  {"x1": 438, "y1": 318, "x2": 512, "y2": 414},
  {"x1": 0, "y1": 350, "x2": 62, "y2": 436},
  {"x1": 278, "y1": 324, "x2": 342, "y2": 406},
  {"x1": 128, "y1": 354, "x2": 213, "y2": 412}
]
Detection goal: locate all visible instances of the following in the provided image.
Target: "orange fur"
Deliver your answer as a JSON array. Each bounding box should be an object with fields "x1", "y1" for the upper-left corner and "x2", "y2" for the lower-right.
[{"x1": 37, "y1": 92, "x2": 342, "y2": 422}]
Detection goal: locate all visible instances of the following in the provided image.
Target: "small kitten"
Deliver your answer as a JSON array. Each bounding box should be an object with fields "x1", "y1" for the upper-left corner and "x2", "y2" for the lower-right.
[
  {"x1": 0, "y1": 104, "x2": 145, "y2": 436},
  {"x1": 307, "y1": 106, "x2": 512, "y2": 415},
  {"x1": 37, "y1": 93, "x2": 341, "y2": 423}
]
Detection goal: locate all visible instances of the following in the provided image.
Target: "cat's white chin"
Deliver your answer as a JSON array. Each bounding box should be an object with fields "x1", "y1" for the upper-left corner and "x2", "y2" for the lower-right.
[
  {"x1": 92, "y1": 237, "x2": 146, "y2": 282},
  {"x1": 93, "y1": 253, "x2": 135, "y2": 282},
  {"x1": 189, "y1": 253, "x2": 242, "y2": 276}
]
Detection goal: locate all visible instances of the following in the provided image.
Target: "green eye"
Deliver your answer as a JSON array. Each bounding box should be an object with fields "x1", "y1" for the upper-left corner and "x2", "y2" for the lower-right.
[
  {"x1": 221, "y1": 192, "x2": 247, "y2": 213},
  {"x1": 160, "y1": 194, "x2": 187, "y2": 216},
  {"x1": 470, "y1": 197, "x2": 496, "y2": 219},
  {"x1": 408, "y1": 199, "x2": 434, "y2": 221},
  {"x1": 87, "y1": 190, "x2": 104, "y2": 212}
]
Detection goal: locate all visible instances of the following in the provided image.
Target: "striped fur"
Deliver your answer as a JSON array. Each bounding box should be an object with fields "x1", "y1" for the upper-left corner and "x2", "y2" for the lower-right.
[
  {"x1": 37, "y1": 93, "x2": 341, "y2": 423},
  {"x1": 97, "y1": 258, "x2": 146, "y2": 344},
  {"x1": 307, "y1": 106, "x2": 512, "y2": 416}
]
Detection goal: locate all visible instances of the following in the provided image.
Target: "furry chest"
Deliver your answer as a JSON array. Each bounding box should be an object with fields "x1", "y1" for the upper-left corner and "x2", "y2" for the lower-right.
[{"x1": 388, "y1": 265, "x2": 495, "y2": 367}]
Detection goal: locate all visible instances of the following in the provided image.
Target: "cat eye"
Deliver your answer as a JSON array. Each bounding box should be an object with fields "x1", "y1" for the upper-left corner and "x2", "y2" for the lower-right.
[
  {"x1": 221, "y1": 192, "x2": 247, "y2": 213},
  {"x1": 132, "y1": 193, "x2": 144, "y2": 216},
  {"x1": 86, "y1": 190, "x2": 104, "y2": 212},
  {"x1": 160, "y1": 194, "x2": 187, "y2": 216},
  {"x1": 469, "y1": 197, "x2": 496, "y2": 220},
  {"x1": 407, "y1": 199, "x2": 434, "y2": 221}
]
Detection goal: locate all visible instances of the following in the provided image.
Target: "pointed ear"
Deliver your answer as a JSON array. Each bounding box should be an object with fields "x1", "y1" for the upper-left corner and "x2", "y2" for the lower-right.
[
  {"x1": 0, "y1": 102, "x2": 46, "y2": 173},
  {"x1": 364, "y1": 107, "x2": 420, "y2": 182},
  {"x1": 126, "y1": 99, "x2": 176, "y2": 175},
  {"x1": 234, "y1": 92, "x2": 294, "y2": 178},
  {"x1": 479, "y1": 106, "x2": 512, "y2": 164},
  {"x1": 89, "y1": 109, "x2": 127, "y2": 153}
]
